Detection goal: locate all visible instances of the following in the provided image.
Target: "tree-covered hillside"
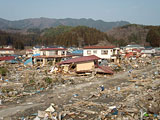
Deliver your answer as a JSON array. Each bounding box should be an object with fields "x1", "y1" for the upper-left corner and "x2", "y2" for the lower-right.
[
  {"x1": 106, "y1": 24, "x2": 160, "y2": 47},
  {"x1": 1, "y1": 24, "x2": 160, "y2": 49},
  {"x1": 42, "y1": 26, "x2": 109, "y2": 47},
  {"x1": 0, "y1": 26, "x2": 110, "y2": 48},
  {"x1": 146, "y1": 26, "x2": 160, "y2": 47}
]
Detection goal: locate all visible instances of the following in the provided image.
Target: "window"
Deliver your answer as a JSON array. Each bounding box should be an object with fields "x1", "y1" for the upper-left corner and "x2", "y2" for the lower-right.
[
  {"x1": 113, "y1": 49, "x2": 116, "y2": 54},
  {"x1": 93, "y1": 50, "x2": 97, "y2": 54},
  {"x1": 56, "y1": 51, "x2": 58, "y2": 55},
  {"x1": 43, "y1": 51, "x2": 46, "y2": 56},
  {"x1": 101, "y1": 50, "x2": 108, "y2": 55},
  {"x1": 62, "y1": 51, "x2": 65, "y2": 55},
  {"x1": 87, "y1": 50, "x2": 91, "y2": 55}
]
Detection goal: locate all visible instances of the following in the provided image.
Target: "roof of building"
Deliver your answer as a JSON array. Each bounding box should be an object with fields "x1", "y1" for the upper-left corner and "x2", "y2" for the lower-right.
[
  {"x1": 59, "y1": 55, "x2": 100, "y2": 64},
  {"x1": 40, "y1": 48, "x2": 67, "y2": 51},
  {"x1": 83, "y1": 46, "x2": 116, "y2": 49},
  {"x1": 125, "y1": 44, "x2": 143, "y2": 48},
  {"x1": 0, "y1": 48, "x2": 14, "y2": 51},
  {"x1": 33, "y1": 55, "x2": 72, "y2": 58},
  {"x1": 0, "y1": 56, "x2": 15, "y2": 61},
  {"x1": 96, "y1": 66, "x2": 114, "y2": 74},
  {"x1": 132, "y1": 49, "x2": 141, "y2": 53}
]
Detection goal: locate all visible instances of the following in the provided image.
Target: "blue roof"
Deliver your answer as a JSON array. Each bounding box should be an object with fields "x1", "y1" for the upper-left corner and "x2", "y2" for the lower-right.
[
  {"x1": 32, "y1": 53, "x2": 40, "y2": 57},
  {"x1": 72, "y1": 50, "x2": 83, "y2": 54},
  {"x1": 24, "y1": 58, "x2": 33, "y2": 65}
]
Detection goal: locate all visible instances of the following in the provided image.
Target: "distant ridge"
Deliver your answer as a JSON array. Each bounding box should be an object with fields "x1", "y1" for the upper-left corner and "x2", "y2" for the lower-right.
[{"x1": 0, "y1": 17, "x2": 130, "y2": 32}]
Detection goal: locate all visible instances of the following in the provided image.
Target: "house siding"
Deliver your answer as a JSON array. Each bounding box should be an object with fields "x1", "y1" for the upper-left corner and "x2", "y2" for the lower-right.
[
  {"x1": 40, "y1": 50, "x2": 66, "y2": 56},
  {"x1": 76, "y1": 61, "x2": 94, "y2": 71},
  {"x1": 0, "y1": 50, "x2": 14, "y2": 55},
  {"x1": 83, "y1": 49, "x2": 114, "y2": 59}
]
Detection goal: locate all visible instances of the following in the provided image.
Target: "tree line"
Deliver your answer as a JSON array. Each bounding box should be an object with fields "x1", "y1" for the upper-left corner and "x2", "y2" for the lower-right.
[
  {"x1": 0, "y1": 26, "x2": 109, "y2": 49},
  {"x1": 0, "y1": 25, "x2": 160, "y2": 49},
  {"x1": 146, "y1": 26, "x2": 160, "y2": 47}
]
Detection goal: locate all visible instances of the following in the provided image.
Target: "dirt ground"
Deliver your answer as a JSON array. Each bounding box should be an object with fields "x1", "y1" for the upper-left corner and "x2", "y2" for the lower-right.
[{"x1": 0, "y1": 62, "x2": 156, "y2": 119}]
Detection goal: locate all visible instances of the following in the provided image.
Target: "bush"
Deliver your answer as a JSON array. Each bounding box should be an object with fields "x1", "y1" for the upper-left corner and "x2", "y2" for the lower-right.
[
  {"x1": 44, "y1": 77, "x2": 52, "y2": 84},
  {"x1": 0, "y1": 67, "x2": 8, "y2": 76},
  {"x1": 29, "y1": 79, "x2": 35, "y2": 84}
]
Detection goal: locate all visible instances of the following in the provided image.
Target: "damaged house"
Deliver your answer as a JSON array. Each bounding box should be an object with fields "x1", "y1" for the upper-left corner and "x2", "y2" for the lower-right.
[
  {"x1": 58, "y1": 55, "x2": 113, "y2": 75},
  {"x1": 33, "y1": 48, "x2": 71, "y2": 65},
  {"x1": 83, "y1": 46, "x2": 120, "y2": 63},
  {"x1": 0, "y1": 48, "x2": 15, "y2": 56}
]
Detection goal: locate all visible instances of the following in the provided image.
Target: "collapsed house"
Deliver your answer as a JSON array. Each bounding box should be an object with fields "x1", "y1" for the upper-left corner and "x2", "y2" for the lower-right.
[
  {"x1": 58, "y1": 55, "x2": 113, "y2": 75},
  {"x1": 124, "y1": 49, "x2": 141, "y2": 60}
]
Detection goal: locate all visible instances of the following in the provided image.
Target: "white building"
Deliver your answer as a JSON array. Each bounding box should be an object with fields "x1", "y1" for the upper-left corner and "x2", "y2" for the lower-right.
[
  {"x1": 0, "y1": 48, "x2": 14, "y2": 56},
  {"x1": 83, "y1": 46, "x2": 120, "y2": 62},
  {"x1": 40, "y1": 48, "x2": 67, "y2": 56},
  {"x1": 123, "y1": 44, "x2": 144, "y2": 51},
  {"x1": 141, "y1": 48, "x2": 155, "y2": 57},
  {"x1": 33, "y1": 48, "x2": 69, "y2": 65},
  {"x1": 26, "y1": 49, "x2": 33, "y2": 57}
]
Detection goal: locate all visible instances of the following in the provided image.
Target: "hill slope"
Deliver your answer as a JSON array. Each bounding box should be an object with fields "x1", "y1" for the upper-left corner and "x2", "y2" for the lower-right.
[
  {"x1": 106, "y1": 24, "x2": 151, "y2": 46},
  {"x1": 42, "y1": 26, "x2": 110, "y2": 47},
  {"x1": 0, "y1": 17, "x2": 130, "y2": 32},
  {"x1": 0, "y1": 26, "x2": 111, "y2": 48}
]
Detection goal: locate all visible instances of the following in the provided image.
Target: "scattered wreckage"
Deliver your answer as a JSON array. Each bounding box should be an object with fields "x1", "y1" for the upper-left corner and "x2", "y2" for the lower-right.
[{"x1": 0, "y1": 55, "x2": 160, "y2": 119}]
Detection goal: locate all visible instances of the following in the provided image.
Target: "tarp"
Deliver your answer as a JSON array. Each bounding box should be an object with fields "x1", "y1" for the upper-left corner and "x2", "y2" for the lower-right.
[
  {"x1": 32, "y1": 53, "x2": 40, "y2": 57},
  {"x1": 24, "y1": 57, "x2": 33, "y2": 66},
  {"x1": 72, "y1": 50, "x2": 83, "y2": 54}
]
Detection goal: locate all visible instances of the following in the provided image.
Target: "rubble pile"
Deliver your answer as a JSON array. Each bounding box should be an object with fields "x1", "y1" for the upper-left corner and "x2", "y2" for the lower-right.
[
  {"x1": 109, "y1": 57, "x2": 153, "y2": 72},
  {"x1": 0, "y1": 64, "x2": 99, "y2": 105},
  {"x1": 17, "y1": 58, "x2": 160, "y2": 120},
  {"x1": 0, "y1": 57, "x2": 160, "y2": 119}
]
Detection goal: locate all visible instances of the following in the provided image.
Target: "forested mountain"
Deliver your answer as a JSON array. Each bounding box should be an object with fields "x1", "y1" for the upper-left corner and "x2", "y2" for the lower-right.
[
  {"x1": 106, "y1": 24, "x2": 160, "y2": 47},
  {"x1": 0, "y1": 17, "x2": 130, "y2": 32},
  {"x1": 1, "y1": 24, "x2": 160, "y2": 49},
  {"x1": 0, "y1": 26, "x2": 110, "y2": 48},
  {"x1": 146, "y1": 26, "x2": 160, "y2": 47},
  {"x1": 0, "y1": 30, "x2": 42, "y2": 49},
  {"x1": 41, "y1": 26, "x2": 110, "y2": 47}
]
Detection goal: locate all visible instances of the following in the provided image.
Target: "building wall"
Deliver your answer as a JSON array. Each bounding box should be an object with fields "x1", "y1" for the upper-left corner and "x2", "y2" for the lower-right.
[
  {"x1": 141, "y1": 49, "x2": 155, "y2": 54},
  {"x1": 41, "y1": 50, "x2": 67, "y2": 56},
  {"x1": 76, "y1": 61, "x2": 94, "y2": 71},
  {"x1": 0, "y1": 50, "x2": 14, "y2": 54},
  {"x1": 83, "y1": 49, "x2": 114, "y2": 59},
  {"x1": 33, "y1": 49, "x2": 41, "y2": 55},
  {"x1": 26, "y1": 51, "x2": 33, "y2": 54},
  {"x1": 46, "y1": 51, "x2": 57, "y2": 56}
]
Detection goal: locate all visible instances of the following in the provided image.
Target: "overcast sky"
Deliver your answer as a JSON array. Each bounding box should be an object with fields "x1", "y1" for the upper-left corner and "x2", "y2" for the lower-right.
[{"x1": 0, "y1": 0, "x2": 160, "y2": 25}]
